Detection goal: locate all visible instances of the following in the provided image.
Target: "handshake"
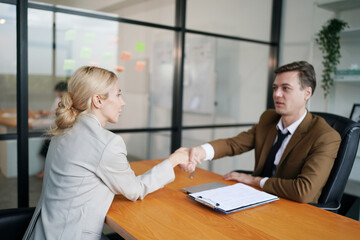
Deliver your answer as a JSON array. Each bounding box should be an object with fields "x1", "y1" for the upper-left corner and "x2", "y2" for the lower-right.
[
  {"x1": 167, "y1": 146, "x2": 206, "y2": 173},
  {"x1": 167, "y1": 146, "x2": 260, "y2": 186}
]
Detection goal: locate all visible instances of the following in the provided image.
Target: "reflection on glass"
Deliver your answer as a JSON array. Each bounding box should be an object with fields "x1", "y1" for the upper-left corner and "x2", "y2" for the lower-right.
[
  {"x1": 27, "y1": 6, "x2": 58, "y2": 204},
  {"x1": 55, "y1": 13, "x2": 119, "y2": 77},
  {"x1": 28, "y1": 8, "x2": 56, "y2": 133},
  {"x1": 31, "y1": 0, "x2": 176, "y2": 26},
  {"x1": 0, "y1": 3, "x2": 17, "y2": 122},
  {"x1": 114, "y1": 0, "x2": 175, "y2": 26},
  {"x1": 183, "y1": 34, "x2": 269, "y2": 126},
  {"x1": 187, "y1": 0, "x2": 272, "y2": 41},
  {"x1": 182, "y1": 127, "x2": 255, "y2": 175},
  {"x1": 55, "y1": 12, "x2": 174, "y2": 129},
  {"x1": 107, "y1": 25, "x2": 174, "y2": 129},
  {"x1": 0, "y1": 3, "x2": 18, "y2": 210}
]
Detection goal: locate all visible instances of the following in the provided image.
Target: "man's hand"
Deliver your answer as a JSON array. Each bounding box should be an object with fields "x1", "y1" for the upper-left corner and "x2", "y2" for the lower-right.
[{"x1": 223, "y1": 172, "x2": 262, "y2": 188}]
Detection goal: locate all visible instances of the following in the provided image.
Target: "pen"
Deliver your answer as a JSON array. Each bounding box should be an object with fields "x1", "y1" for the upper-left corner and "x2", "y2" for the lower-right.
[{"x1": 190, "y1": 171, "x2": 195, "y2": 179}]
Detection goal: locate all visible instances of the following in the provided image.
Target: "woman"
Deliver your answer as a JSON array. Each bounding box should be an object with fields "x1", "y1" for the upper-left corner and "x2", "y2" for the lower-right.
[{"x1": 23, "y1": 66, "x2": 189, "y2": 240}]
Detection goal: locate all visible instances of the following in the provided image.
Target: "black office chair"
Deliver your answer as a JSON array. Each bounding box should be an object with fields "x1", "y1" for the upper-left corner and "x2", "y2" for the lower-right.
[
  {"x1": 309, "y1": 112, "x2": 360, "y2": 212},
  {"x1": 0, "y1": 207, "x2": 35, "y2": 240},
  {"x1": 0, "y1": 207, "x2": 124, "y2": 240}
]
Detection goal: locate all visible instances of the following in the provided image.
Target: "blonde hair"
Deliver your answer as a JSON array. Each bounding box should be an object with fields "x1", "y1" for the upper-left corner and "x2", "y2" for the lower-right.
[{"x1": 50, "y1": 66, "x2": 118, "y2": 135}]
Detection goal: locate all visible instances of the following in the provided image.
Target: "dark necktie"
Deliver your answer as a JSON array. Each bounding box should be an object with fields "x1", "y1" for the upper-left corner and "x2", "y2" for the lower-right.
[{"x1": 261, "y1": 130, "x2": 290, "y2": 177}]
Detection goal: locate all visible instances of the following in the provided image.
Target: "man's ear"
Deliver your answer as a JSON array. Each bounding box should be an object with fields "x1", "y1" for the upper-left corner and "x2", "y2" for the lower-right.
[
  {"x1": 304, "y1": 87, "x2": 312, "y2": 101},
  {"x1": 92, "y1": 95, "x2": 103, "y2": 109}
]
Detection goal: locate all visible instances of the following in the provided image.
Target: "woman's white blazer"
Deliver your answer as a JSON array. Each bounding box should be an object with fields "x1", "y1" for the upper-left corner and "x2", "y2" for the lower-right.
[{"x1": 23, "y1": 114, "x2": 175, "y2": 240}]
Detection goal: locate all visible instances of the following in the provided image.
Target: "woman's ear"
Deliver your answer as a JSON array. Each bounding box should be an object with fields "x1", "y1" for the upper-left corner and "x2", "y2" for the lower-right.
[{"x1": 91, "y1": 95, "x2": 103, "y2": 109}]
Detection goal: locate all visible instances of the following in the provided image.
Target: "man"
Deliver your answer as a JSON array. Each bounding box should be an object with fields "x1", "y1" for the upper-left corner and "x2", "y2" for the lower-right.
[{"x1": 185, "y1": 61, "x2": 341, "y2": 203}]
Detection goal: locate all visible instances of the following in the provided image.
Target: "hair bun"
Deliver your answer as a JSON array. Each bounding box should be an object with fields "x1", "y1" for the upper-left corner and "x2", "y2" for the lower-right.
[{"x1": 52, "y1": 92, "x2": 78, "y2": 134}]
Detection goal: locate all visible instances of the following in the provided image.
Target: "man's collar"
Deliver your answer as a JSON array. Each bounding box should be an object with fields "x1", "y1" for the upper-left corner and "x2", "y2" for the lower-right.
[{"x1": 277, "y1": 110, "x2": 308, "y2": 134}]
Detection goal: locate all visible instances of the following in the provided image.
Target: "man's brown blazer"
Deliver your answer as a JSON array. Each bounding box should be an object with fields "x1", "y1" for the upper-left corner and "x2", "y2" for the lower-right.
[{"x1": 209, "y1": 109, "x2": 341, "y2": 203}]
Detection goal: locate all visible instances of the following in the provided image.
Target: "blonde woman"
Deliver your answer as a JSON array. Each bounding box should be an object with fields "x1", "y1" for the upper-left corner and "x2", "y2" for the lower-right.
[{"x1": 23, "y1": 66, "x2": 189, "y2": 240}]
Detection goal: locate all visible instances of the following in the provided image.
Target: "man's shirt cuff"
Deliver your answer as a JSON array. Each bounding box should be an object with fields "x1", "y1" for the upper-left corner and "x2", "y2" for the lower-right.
[
  {"x1": 201, "y1": 143, "x2": 214, "y2": 161},
  {"x1": 260, "y1": 177, "x2": 268, "y2": 189}
]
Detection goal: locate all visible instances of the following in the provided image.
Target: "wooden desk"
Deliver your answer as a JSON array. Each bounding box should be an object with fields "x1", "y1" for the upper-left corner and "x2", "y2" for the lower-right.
[{"x1": 106, "y1": 160, "x2": 360, "y2": 240}]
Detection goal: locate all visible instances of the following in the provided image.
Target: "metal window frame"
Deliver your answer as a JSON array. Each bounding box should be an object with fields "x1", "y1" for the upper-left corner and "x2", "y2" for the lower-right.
[
  {"x1": 0, "y1": 0, "x2": 281, "y2": 207},
  {"x1": 17, "y1": 0, "x2": 29, "y2": 208},
  {"x1": 267, "y1": 0, "x2": 282, "y2": 109}
]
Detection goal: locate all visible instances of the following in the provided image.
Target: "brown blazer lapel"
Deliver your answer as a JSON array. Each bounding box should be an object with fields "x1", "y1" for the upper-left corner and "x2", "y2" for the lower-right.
[{"x1": 278, "y1": 112, "x2": 312, "y2": 167}]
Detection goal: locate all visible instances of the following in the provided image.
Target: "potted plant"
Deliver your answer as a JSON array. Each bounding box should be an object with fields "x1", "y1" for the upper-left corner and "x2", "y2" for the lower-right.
[{"x1": 315, "y1": 18, "x2": 348, "y2": 98}]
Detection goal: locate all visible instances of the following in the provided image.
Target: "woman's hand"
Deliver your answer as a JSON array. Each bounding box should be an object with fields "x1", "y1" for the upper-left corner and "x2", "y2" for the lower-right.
[
  {"x1": 168, "y1": 147, "x2": 190, "y2": 167},
  {"x1": 178, "y1": 146, "x2": 205, "y2": 172}
]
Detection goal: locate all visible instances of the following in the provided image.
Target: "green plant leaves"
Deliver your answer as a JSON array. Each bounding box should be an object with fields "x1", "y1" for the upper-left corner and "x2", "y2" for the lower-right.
[{"x1": 315, "y1": 18, "x2": 348, "y2": 98}]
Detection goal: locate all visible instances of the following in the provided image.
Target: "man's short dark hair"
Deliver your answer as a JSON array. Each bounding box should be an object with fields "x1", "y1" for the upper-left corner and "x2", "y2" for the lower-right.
[{"x1": 274, "y1": 61, "x2": 316, "y2": 95}]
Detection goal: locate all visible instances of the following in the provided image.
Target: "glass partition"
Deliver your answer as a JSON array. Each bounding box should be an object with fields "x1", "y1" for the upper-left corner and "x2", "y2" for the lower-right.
[
  {"x1": 54, "y1": 12, "x2": 174, "y2": 129},
  {"x1": 28, "y1": 8, "x2": 55, "y2": 134},
  {"x1": 187, "y1": 0, "x2": 273, "y2": 42},
  {"x1": 0, "y1": 139, "x2": 17, "y2": 209},
  {"x1": 182, "y1": 34, "x2": 270, "y2": 126},
  {"x1": 0, "y1": 2, "x2": 17, "y2": 210},
  {"x1": 0, "y1": 0, "x2": 276, "y2": 209},
  {"x1": 0, "y1": 3, "x2": 17, "y2": 120},
  {"x1": 31, "y1": 0, "x2": 176, "y2": 26}
]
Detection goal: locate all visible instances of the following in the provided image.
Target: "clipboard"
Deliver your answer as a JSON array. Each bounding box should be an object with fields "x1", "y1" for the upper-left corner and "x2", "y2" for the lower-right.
[
  {"x1": 182, "y1": 182, "x2": 228, "y2": 194},
  {"x1": 187, "y1": 183, "x2": 279, "y2": 214}
]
